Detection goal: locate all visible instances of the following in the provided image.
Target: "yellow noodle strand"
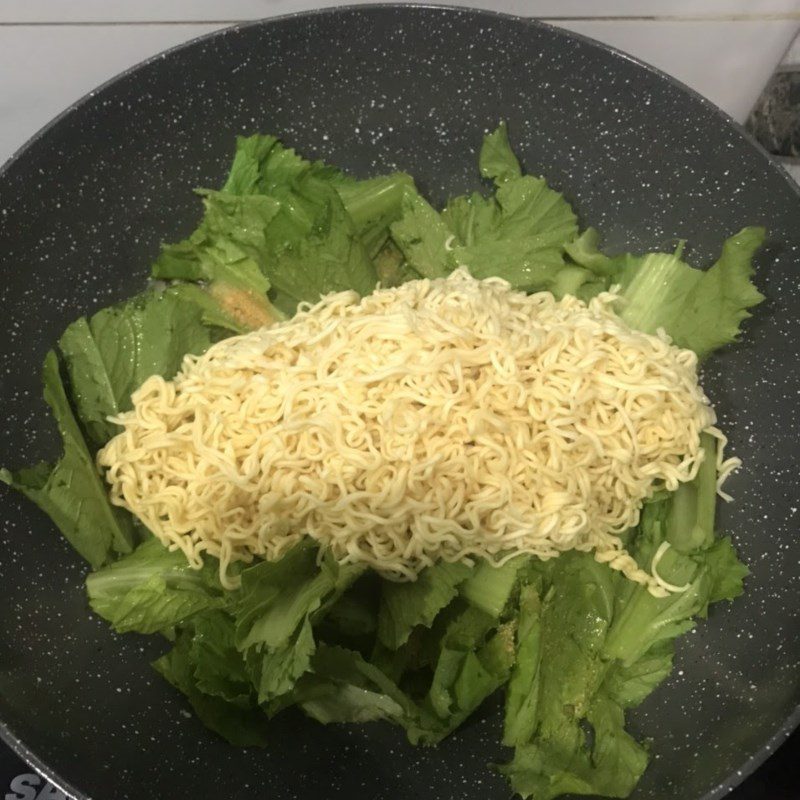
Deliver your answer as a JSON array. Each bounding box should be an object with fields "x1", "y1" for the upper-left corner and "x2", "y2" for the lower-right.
[{"x1": 98, "y1": 269, "x2": 726, "y2": 594}]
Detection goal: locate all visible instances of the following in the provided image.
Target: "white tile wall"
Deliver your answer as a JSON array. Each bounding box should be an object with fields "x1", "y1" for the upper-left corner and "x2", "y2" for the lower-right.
[
  {"x1": 0, "y1": 24, "x2": 223, "y2": 164},
  {"x1": 558, "y1": 18, "x2": 799, "y2": 121},
  {"x1": 782, "y1": 30, "x2": 800, "y2": 64},
  {"x1": 0, "y1": 0, "x2": 798, "y2": 23},
  {"x1": 0, "y1": 1, "x2": 798, "y2": 166}
]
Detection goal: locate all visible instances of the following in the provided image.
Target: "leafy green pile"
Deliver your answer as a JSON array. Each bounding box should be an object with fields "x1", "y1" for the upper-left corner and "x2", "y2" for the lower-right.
[{"x1": 1, "y1": 126, "x2": 763, "y2": 799}]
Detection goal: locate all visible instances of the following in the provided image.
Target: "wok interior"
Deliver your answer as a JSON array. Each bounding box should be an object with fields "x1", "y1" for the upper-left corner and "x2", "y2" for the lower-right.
[{"x1": 0, "y1": 8, "x2": 798, "y2": 800}]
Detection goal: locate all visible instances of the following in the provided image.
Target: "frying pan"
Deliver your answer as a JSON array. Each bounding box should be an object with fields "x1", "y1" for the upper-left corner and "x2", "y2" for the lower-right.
[{"x1": 0, "y1": 6, "x2": 797, "y2": 800}]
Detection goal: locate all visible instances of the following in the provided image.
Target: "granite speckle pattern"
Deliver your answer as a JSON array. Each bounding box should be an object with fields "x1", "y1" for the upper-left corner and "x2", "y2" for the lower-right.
[
  {"x1": 748, "y1": 70, "x2": 800, "y2": 159},
  {"x1": 0, "y1": 6, "x2": 798, "y2": 800}
]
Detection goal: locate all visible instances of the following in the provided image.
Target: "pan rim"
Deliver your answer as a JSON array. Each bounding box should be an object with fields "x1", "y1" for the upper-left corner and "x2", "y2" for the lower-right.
[{"x1": 0, "y1": 5, "x2": 797, "y2": 799}]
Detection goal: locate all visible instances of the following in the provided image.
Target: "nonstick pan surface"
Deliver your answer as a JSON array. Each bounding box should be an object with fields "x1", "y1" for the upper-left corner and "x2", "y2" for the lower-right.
[{"x1": 0, "y1": 6, "x2": 798, "y2": 800}]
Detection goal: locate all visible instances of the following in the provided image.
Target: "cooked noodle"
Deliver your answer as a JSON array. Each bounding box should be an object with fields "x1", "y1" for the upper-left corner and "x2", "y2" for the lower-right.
[{"x1": 98, "y1": 269, "x2": 729, "y2": 595}]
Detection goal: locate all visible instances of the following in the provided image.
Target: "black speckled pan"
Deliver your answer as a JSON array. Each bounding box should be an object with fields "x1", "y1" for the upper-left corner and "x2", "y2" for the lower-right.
[{"x1": 0, "y1": 6, "x2": 798, "y2": 800}]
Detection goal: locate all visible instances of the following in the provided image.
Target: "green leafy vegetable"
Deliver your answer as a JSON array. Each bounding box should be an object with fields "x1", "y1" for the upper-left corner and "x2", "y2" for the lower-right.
[
  {"x1": 153, "y1": 631, "x2": 268, "y2": 747},
  {"x1": 567, "y1": 227, "x2": 765, "y2": 358},
  {"x1": 316, "y1": 575, "x2": 380, "y2": 645},
  {"x1": 302, "y1": 643, "x2": 418, "y2": 726},
  {"x1": 1, "y1": 351, "x2": 135, "y2": 567},
  {"x1": 665, "y1": 433, "x2": 718, "y2": 553},
  {"x1": 377, "y1": 561, "x2": 472, "y2": 650},
  {"x1": 479, "y1": 121, "x2": 522, "y2": 185},
  {"x1": 58, "y1": 290, "x2": 213, "y2": 447},
  {"x1": 448, "y1": 156, "x2": 579, "y2": 291},
  {"x1": 499, "y1": 553, "x2": 645, "y2": 799},
  {"x1": 459, "y1": 556, "x2": 527, "y2": 618},
  {"x1": 389, "y1": 192, "x2": 453, "y2": 279},
  {"x1": 222, "y1": 134, "x2": 330, "y2": 196},
  {"x1": 602, "y1": 640, "x2": 674, "y2": 709},
  {"x1": 603, "y1": 529, "x2": 706, "y2": 666},
  {"x1": 152, "y1": 191, "x2": 279, "y2": 287},
  {"x1": 603, "y1": 471, "x2": 748, "y2": 668},
  {"x1": 502, "y1": 465, "x2": 746, "y2": 797},
  {"x1": 389, "y1": 124, "x2": 580, "y2": 293},
  {"x1": 583, "y1": 693, "x2": 650, "y2": 796},
  {"x1": 651, "y1": 227, "x2": 765, "y2": 358},
  {"x1": 408, "y1": 603, "x2": 514, "y2": 745},
  {"x1": 1, "y1": 126, "x2": 762, "y2": 800},
  {"x1": 245, "y1": 618, "x2": 316, "y2": 703},
  {"x1": 462, "y1": 174, "x2": 578, "y2": 264},
  {"x1": 156, "y1": 133, "x2": 412, "y2": 322},
  {"x1": 439, "y1": 191, "x2": 496, "y2": 247},
  {"x1": 190, "y1": 610, "x2": 254, "y2": 704},
  {"x1": 234, "y1": 543, "x2": 362, "y2": 651},
  {"x1": 703, "y1": 536, "x2": 749, "y2": 606},
  {"x1": 563, "y1": 228, "x2": 623, "y2": 277},
  {"x1": 503, "y1": 584, "x2": 542, "y2": 746},
  {"x1": 501, "y1": 692, "x2": 648, "y2": 800},
  {"x1": 2, "y1": 290, "x2": 222, "y2": 569},
  {"x1": 334, "y1": 172, "x2": 417, "y2": 257},
  {"x1": 262, "y1": 185, "x2": 378, "y2": 309},
  {"x1": 233, "y1": 543, "x2": 364, "y2": 703},
  {"x1": 85, "y1": 537, "x2": 223, "y2": 634},
  {"x1": 222, "y1": 133, "x2": 414, "y2": 253}
]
